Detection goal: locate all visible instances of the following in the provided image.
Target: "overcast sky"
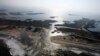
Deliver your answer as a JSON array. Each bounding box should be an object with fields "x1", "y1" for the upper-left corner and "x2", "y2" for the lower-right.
[{"x1": 0, "y1": 0, "x2": 100, "y2": 16}]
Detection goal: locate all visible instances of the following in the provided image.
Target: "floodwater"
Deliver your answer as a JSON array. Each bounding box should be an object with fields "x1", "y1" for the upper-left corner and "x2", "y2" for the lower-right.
[
  {"x1": 44, "y1": 17, "x2": 65, "y2": 51},
  {"x1": 49, "y1": 17, "x2": 64, "y2": 36}
]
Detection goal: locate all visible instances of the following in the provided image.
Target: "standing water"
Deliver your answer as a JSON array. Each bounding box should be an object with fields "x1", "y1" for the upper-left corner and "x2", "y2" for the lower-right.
[
  {"x1": 49, "y1": 17, "x2": 64, "y2": 36},
  {"x1": 44, "y1": 16, "x2": 64, "y2": 53}
]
